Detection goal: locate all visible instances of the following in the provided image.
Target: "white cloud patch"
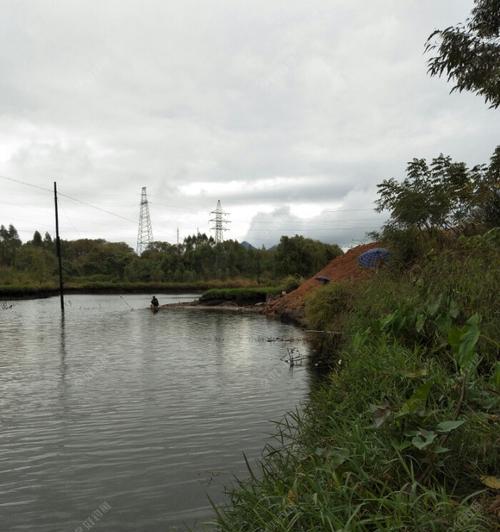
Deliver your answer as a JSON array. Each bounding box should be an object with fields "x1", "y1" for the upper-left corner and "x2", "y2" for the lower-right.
[{"x1": 0, "y1": 0, "x2": 498, "y2": 248}]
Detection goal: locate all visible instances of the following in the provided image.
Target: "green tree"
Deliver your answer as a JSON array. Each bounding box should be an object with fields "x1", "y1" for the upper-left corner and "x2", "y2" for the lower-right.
[
  {"x1": 0, "y1": 224, "x2": 22, "y2": 266},
  {"x1": 16, "y1": 246, "x2": 56, "y2": 282},
  {"x1": 375, "y1": 147, "x2": 500, "y2": 265},
  {"x1": 274, "y1": 235, "x2": 342, "y2": 278},
  {"x1": 124, "y1": 257, "x2": 161, "y2": 282},
  {"x1": 426, "y1": 0, "x2": 500, "y2": 108},
  {"x1": 376, "y1": 147, "x2": 500, "y2": 233},
  {"x1": 32, "y1": 231, "x2": 43, "y2": 246},
  {"x1": 43, "y1": 232, "x2": 53, "y2": 250}
]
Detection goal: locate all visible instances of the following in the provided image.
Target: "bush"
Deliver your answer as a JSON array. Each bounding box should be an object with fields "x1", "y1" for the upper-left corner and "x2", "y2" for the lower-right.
[
  {"x1": 217, "y1": 230, "x2": 499, "y2": 530},
  {"x1": 199, "y1": 287, "x2": 281, "y2": 305},
  {"x1": 280, "y1": 275, "x2": 302, "y2": 293},
  {"x1": 305, "y1": 282, "x2": 355, "y2": 332}
]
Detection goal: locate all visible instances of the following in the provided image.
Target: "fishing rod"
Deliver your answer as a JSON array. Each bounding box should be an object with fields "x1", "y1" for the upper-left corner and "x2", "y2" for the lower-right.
[{"x1": 119, "y1": 295, "x2": 134, "y2": 311}]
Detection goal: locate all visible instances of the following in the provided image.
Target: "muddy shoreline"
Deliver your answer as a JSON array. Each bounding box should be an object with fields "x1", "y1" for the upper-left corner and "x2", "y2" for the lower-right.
[
  {"x1": 159, "y1": 299, "x2": 307, "y2": 326},
  {"x1": 159, "y1": 300, "x2": 265, "y2": 314}
]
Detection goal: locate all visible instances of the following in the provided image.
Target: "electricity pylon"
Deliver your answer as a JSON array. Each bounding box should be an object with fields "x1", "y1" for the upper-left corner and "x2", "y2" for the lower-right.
[
  {"x1": 210, "y1": 200, "x2": 230, "y2": 243},
  {"x1": 136, "y1": 186, "x2": 154, "y2": 254}
]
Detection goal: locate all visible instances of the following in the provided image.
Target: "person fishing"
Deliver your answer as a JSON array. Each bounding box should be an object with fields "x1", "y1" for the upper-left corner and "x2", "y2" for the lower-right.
[{"x1": 150, "y1": 296, "x2": 159, "y2": 311}]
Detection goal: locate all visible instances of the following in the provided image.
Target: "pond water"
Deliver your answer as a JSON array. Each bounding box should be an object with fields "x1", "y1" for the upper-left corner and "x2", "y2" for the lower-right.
[{"x1": 0, "y1": 294, "x2": 312, "y2": 531}]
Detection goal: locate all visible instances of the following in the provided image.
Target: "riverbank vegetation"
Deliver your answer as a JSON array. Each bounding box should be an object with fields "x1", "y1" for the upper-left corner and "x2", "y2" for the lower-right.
[
  {"x1": 215, "y1": 4, "x2": 500, "y2": 523},
  {"x1": 216, "y1": 193, "x2": 499, "y2": 531},
  {"x1": 199, "y1": 287, "x2": 282, "y2": 306},
  {"x1": 215, "y1": 121, "x2": 499, "y2": 530},
  {"x1": 0, "y1": 230, "x2": 342, "y2": 297}
]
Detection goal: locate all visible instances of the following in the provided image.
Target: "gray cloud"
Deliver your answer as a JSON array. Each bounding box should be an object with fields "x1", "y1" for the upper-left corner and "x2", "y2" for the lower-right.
[
  {"x1": 0, "y1": 0, "x2": 498, "y2": 248},
  {"x1": 244, "y1": 186, "x2": 388, "y2": 249}
]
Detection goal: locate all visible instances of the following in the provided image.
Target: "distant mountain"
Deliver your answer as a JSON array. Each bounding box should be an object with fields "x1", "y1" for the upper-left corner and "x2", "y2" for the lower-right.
[{"x1": 240, "y1": 241, "x2": 256, "y2": 250}]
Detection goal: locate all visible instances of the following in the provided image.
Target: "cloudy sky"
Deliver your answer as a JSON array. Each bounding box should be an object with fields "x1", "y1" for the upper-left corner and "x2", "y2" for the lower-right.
[{"x1": 1, "y1": 0, "x2": 498, "y2": 249}]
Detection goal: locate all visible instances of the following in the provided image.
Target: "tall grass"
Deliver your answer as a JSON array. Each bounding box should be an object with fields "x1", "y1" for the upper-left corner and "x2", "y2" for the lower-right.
[{"x1": 215, "y1": 231, "x2": 499, "y2": 530}]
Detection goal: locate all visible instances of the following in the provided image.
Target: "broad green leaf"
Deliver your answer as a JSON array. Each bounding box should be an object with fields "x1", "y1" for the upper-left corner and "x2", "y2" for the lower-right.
[
  {"x1": 467, "y1": 313, "x2": 481, "y2": 327},
  {"x1": 398, "y1": 380, "x2": 433, "y2": 417},
  {"x1": 458, "y1": 314, "x2": 480, "y2": 371},
  {"x1": 435, "y1": 419, "x2": 465, "y2": 433},
  {"x1": 392, "y1": 439, "x2": 412, "y2": 451},
  {"x1": 434, "y1": 446, "x2": 450, "y2": 454},
  {"x1": 436, "y1": 314, "x2": 453, "y2": 337},
  {"x1": 447, "y1": 326, "x2": 464, "y2": 354},
  {"x1": 411, "y1": 429, "x2": 437, "y2": 450}
]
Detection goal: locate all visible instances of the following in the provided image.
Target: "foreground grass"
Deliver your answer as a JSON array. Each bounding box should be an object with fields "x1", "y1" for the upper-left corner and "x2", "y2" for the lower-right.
[{"x1": 215, "y1": 231, "x2": 499, "y2": 530}]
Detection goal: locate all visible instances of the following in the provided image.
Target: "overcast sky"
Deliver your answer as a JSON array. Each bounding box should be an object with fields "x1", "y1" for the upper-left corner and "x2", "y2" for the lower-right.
[{"x1": 1, "y1": 0, "x2": 498, "y2": 249}]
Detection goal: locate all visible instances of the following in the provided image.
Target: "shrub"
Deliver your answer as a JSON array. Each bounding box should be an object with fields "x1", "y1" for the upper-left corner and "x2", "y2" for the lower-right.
[
  {"x1": 199, "y1": 287, "x2": 281, "y2": 305},
  {"x1": 216, "y1": 230, "x2": 499, "y2": 530}
]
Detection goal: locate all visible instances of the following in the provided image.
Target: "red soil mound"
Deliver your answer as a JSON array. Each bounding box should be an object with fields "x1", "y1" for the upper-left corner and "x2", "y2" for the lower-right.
[{"x1": 267, "y1": 242, "x2": 380, "y2": 320}]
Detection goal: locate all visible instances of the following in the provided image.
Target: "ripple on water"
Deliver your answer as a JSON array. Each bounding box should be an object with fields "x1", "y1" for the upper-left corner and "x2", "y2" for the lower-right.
[{"x1": 0, "y1": 294, "x2": 311, "y2": 531}]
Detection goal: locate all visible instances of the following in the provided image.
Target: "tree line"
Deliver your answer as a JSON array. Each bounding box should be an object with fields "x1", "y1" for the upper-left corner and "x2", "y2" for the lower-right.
[{"x1": 0, "y1": 228, "x2": 343, "y2": 286}]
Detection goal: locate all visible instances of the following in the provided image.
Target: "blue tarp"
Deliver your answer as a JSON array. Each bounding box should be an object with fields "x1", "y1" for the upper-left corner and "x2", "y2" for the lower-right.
[{"x1": 358, "y1": 247, "x2": 390, "y2": 268}]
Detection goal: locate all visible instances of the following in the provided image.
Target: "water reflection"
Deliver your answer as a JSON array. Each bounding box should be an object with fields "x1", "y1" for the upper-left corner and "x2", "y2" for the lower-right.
[
  {"x1": 0, "y1": 294, "x2": 311, "y2": 531},
  {"x1": 59, "y1": 313, "x2": 67, "y2": 383}
]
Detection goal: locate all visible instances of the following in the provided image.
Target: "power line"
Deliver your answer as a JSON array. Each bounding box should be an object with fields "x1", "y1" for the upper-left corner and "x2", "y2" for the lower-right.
[
  {"x1": 0, "y1": 174, "x2": 53, "y2": 193},
  {"x1": 247, "y1": 228, "x2": 377, "y2": 233},
  {"x1": 57, "y1": 191, "x2": 137, "y2": 224},
  {"x1": 0, "y1": 174, "x2": 136, "y2": 224},
  {"x1": 247, "y1": 220, "x2": 383, "y2": 226},
  {"x1": 323, "y1": 208, "x2": 375, "y2": 212},
  {"x1": 0, "y1": 173, "x2": 384, "y2": 243}
]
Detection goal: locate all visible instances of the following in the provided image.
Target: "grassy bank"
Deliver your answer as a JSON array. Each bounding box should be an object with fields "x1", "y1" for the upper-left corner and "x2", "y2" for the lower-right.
[
  {"x1": 0, "y1": 278, "x2": 263, "y2": 299},
  {"x1": 216, "y1": 231, "x2": 499, "y2": 530},
  {"x1": 199, "y1": 287, "x2": 283, "y2": 305}
]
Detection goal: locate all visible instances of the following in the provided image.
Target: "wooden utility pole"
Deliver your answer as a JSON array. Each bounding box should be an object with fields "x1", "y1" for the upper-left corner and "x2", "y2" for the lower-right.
[{"x1": 53, "y1": 181, "x2": 64, "y2": 312}]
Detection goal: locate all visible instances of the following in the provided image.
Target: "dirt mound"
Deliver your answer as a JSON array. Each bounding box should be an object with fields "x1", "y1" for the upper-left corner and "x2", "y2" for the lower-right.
[{"x1": 267, "y1": 242, "x2": 380, "y2": 322}]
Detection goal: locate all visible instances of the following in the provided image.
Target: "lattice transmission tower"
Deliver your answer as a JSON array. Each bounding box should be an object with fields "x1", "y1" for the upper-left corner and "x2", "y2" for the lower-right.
[
  {"x1": 136, "y1": 186, "x2": 154, "y2": 255},
  {"x1": 210, "y1": 200, "x2": 230, "y2": 243}
]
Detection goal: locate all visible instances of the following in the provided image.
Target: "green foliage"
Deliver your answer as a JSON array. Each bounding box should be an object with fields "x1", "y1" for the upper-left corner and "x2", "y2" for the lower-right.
[
  {"x1": 217, "y1": 231, "x2": 499, "y2": 530},
  {"x1": 199, "y1": 287, "x2": 281, "y2": 305},
  {"x1": 0, "y1": 227, "x2": 341, "y2": 290},
  {"x1": 274, "y1": 235, "x2": 342, "y2": 278},
  {"x1": 376, "y1": 147, "x2": 500, "y2": 267},
  {"x1": 31, "y1": 231, "x2": 42, "y2": 246},
  {"x1": 426, "y1": 0, "x2": 500, "y2": 108},
  {"x1": 0, "y1": 224, "x2": 22, "y2": 266},
  {"x1": 305, "y1": 282, "x2": 354, "y2": 332},
  {"x1": 376, "y1": 148, "x2": 500, "y2": 234},
  {"x1": 15, "y1": 246, "x2": 57, "y2": 282},
  {"x1": 280, "y1": 275, "x2": 302, "y2": 293}
]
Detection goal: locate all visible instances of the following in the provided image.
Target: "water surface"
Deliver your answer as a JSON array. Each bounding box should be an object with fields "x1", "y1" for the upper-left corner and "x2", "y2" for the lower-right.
[{"x1": 0, "y1": 294, "x2": 310, "y2": 531}]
